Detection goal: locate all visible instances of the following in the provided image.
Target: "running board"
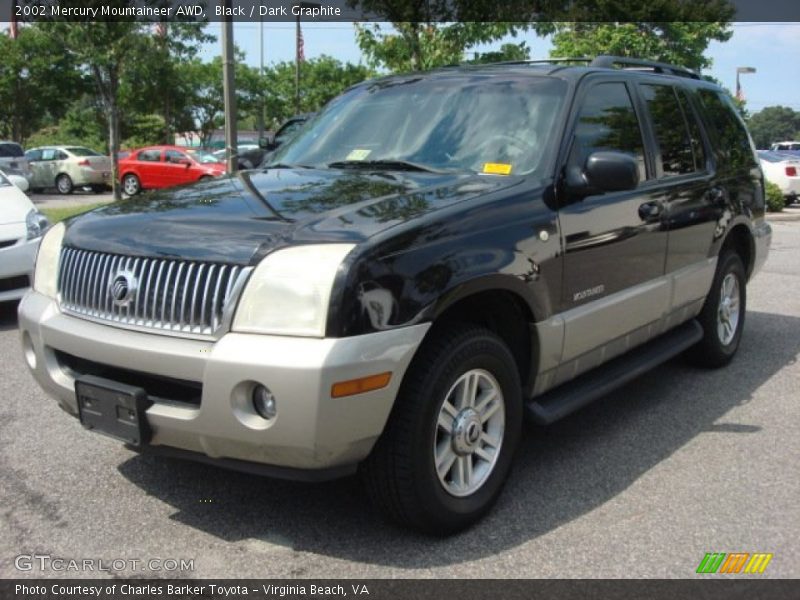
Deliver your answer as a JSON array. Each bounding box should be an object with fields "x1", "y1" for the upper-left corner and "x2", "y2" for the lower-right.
[{"x1": 526, "y1": 320, "x2": 703, "y2": 425}]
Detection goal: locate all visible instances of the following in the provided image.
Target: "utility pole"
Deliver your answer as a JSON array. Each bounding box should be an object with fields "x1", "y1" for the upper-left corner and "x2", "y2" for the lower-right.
[
  {"x1": 294, "y1": 2, "x2": 320, "y2": 114},
  {"x1": 258, "y1": 18, "x2": 265, "y2": 142},
  {"x1": 221, "y1": 1, "x2": 238, "y2": 173}
]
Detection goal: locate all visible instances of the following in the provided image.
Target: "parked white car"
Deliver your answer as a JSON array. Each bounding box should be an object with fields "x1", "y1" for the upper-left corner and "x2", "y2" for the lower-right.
[
  {"x1": 758, "y1": 150, "x2": 800, "y2": 205},
  {"x1": 25, "y1": 146, "x2": 112, "y2": 194},
  {"x1": 0, "y1": 169, "x2": 48, "y2": 302}
]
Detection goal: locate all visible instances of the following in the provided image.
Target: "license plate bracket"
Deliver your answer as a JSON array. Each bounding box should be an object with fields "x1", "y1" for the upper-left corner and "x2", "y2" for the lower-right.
[{"x1": 76, "y1": 375, "x2": 152, "y2": 447}]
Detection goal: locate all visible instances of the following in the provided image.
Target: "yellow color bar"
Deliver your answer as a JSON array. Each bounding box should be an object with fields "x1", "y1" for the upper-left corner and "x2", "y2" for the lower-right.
[
  {"x1": 331, "y1": 372, "x2": 392, "y2": 398},
  {"x1": 744, "y1": 553, "x2": 773, "y2": 574},
  {"x1": 482, "y1": 162, "x2": 513, "y2": 175}
]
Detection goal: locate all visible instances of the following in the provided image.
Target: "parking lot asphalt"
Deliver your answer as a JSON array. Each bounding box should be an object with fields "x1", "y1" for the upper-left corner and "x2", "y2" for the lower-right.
[
  {"x1": 30, "y1": 190, "x2": 115, "y2": 210},
  {"x1": 0, "y1": 223, "x2": 798, "y2": 579}
]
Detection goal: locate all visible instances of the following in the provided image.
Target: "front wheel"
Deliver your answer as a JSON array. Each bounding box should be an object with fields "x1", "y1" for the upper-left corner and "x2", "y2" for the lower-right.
[
  {"x1": 361, "y1": 324, "x2": 522, "y2": 534},
  {"x1": 122, "y1": 174, "x2": 141, "y2": 196},
  {"x1": 686, "y1": 251, "x2": 746, "y2": 367}
]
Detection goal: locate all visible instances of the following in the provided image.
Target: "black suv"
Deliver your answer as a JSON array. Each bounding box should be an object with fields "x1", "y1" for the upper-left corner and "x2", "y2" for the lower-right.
[{"x1": 20, "y1": 56, "x2": 771, "y2": 534}]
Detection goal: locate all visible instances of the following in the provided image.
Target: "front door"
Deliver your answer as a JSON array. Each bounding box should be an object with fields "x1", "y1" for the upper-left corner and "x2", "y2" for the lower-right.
[{"x1": 557, "y1": 78, "x2": 669, "y2": 364}]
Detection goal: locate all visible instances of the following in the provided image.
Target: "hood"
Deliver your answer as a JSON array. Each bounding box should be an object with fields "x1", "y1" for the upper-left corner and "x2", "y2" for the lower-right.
[{"x1": 63, "y1": 167, "x2": 519, "y2": 265}]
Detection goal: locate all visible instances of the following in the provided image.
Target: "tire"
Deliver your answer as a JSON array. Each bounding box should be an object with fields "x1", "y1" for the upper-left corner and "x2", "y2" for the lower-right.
[
  {"x1": 686, "y1": 251, "x2": 747, "y2": 368},
  {"x1": 122, "y1": 174, "x2": 141, "y2": 196},
  {"x1": 56, "y1": 174, "x2": 73, "y2": 195},
  {"x1": 361, "y1": 324, "x2": 522, "y2": 535}
]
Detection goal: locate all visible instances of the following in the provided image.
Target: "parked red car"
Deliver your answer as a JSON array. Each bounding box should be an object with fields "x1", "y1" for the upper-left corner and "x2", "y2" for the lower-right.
[{"x1": 118, "y1": 146, "x2": 226, "y2": 195}]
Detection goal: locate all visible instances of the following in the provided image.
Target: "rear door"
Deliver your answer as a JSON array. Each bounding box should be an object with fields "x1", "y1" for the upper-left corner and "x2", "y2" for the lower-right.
[
  {"x1": 557, "y1": 77, "x2": 669, "y2": 366},
  {"x1": 634, "y1": 82, "x2": 719, "y2": 310},
  {"x1": 134, "y1": 148, "x2": 163, "y2": 188}
]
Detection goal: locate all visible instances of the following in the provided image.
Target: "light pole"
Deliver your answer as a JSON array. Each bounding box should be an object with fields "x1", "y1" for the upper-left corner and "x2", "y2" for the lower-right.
[
  {"x1": 735, "y1": 66, "x2": 756, "y2": 102},
  {"x1": 294, "y1": 2, "x2": 320, "y2": 114},
  {"x1": 258, "y1": 18, "x2": 265, "y2": 142},
  {"x1": 221, "y1": 0, "x2": 237, "y2": 173}
]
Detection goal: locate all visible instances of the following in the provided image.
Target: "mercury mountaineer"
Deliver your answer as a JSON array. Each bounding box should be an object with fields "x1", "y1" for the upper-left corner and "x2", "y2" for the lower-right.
[{"x1": 19, "y1": 56, "x2": 771, "y2": 534}]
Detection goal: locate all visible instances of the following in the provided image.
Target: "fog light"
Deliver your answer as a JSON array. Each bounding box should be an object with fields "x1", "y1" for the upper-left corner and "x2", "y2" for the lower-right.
[{"x1": 252, "y1": 385, "x2": 277, "y2": 420}]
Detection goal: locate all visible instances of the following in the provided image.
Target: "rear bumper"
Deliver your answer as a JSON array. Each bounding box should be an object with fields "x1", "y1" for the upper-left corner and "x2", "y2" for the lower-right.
[
  {"x1": 75, "y1": 169, "x2": 111, "y2": 186},
  {"x1": 751, "y1": 219, "x2": 772, "y2": 279},
  {"x1": 18, "y1": 291, "x2": 429, "y2": 473},
  {"x1": 0, "y1": 238, "x2": 37, "y2": 302}
]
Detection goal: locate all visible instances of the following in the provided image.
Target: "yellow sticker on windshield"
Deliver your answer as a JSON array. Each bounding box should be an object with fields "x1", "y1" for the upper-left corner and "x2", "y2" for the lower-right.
[
  {"x1": 346, "y1": 148, "x2": 371, "y2": 161},
  {"x1": 483, "y1": 162, "x2": 513, "y2": 175}
]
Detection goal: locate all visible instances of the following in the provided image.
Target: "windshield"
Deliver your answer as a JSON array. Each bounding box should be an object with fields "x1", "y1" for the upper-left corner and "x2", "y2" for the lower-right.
[
  {"x1": 188, "y1": 150, "x2": 223, "y2": 164},
  {"x1": 66, "y1": 147, "x2": 102, "y2": 157},
  {"x1": 272, "y1": 75, "x2": 567, "y2": 176},
  {"x1": 0, "y1": 142, "x2": 24, "y2": 158}
]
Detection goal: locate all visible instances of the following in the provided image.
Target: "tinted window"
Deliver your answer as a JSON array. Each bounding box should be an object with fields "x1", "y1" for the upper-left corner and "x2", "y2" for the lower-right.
[
  {"x1": 641, "y1": 84, "x2": 695, "y2": 177},
  {"x1": 55, "y1": 150, "x2": 68, "y2": 160},
  {"x1": 25, "y1": 149, "x2": 43, "y2": 162},
  {"x1": 0, "y1": 142, "x2": 24, "y2": 158},
  {"x1": 676, "y1": 89, "x2": 707, "y2": 171},
  {"x1": 138, "y1": 149, "x2": 162, "y2": 162},
  {"x1": 165, "y1": 150, "x2": 187, "y2": 163},
  {"x1": 569, "y1": 82, "x2": 647, "y2": 181},
  {"x1": 698, "y1": 90, "x2": 756, "y2": 169}
]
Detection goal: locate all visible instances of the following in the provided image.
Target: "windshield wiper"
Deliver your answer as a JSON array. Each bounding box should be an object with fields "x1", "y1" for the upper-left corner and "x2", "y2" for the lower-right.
[
  {"x1": 262, "y1": 162, "x2": 316, "y2": 170},
  {"x1": 327, "y1": 159, "x2": 455, "y2": 174}
]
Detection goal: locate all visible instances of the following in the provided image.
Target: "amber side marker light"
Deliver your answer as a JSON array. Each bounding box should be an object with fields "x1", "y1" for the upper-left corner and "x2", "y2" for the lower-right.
[{"x1": 331, "y1": 372, "x2": 392, "y2": 398}]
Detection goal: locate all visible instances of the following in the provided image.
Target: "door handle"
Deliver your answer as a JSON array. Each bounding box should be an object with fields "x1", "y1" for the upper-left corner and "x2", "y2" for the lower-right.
[{"x1": 638, "y1": 201, "x2": 662, "y2": 221}]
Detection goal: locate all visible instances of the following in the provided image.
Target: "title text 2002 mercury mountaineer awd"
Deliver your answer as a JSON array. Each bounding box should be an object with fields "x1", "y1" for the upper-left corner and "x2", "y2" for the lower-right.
[{"x1": 20, "y1": 56, "x2": 771, "y2": 533}]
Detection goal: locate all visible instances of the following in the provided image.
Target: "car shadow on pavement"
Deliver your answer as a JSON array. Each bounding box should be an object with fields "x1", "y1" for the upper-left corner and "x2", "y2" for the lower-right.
[
  {"x1": 118, "y1": 310, "x2": 800, "y2": 567},
  {"x1": 0, "y1": 302, "x2": 19, "y2": 332}
]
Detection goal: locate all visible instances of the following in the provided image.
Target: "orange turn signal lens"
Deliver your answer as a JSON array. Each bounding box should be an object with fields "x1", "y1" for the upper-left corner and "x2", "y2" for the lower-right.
[{"x1": 331, "y1": 372, "x2": 392, "y2": 398}]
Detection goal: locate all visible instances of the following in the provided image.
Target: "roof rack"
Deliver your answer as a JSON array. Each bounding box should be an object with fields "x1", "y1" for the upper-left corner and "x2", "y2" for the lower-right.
[
  {"x1": 488, "y1": 57, "x2": 592, "y2": 67},
  {"x1": 590, "y1": 55, "x2": 700, "y2": 80}
]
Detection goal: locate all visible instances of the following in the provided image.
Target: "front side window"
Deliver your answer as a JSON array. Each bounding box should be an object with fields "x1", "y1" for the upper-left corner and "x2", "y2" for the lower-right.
[
  {"x1": 274, "y1": 76, "x2": 567, "y2": 176},
  {"x1": 569, "y1": 82, "x2": 647, "y2": 182},
  {"x1": 640, "y1": 84, "x2": 695, "y2": 177},
  {"x1": 165, "y1": 150, "x2": 188, "y2": 163}
]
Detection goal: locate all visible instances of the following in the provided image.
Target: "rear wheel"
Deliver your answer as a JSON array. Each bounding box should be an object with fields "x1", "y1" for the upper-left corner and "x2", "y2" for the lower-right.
[
  {"x1": 56, "y1": 174, "x2": 73, "y2": 195},
  {"x1": 686, "y1": 251, "x2": 746, "y2": 367},
  {"x1": 122, "y1": 174, "x2": 141, "y2": 196},
  {"x1": 361, "y1": 324, "x2": 522, "y2": 534}
]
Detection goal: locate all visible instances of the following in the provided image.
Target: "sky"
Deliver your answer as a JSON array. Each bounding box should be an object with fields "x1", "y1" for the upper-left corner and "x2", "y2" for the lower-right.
[{"x1": 199, "y1": 22, "x2": 800, "y2": 113}]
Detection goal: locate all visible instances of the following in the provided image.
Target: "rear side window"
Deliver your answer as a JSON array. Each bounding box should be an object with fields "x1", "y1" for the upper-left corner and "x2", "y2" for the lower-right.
[
  {"x1": 640, "y1": 84, "x2": 695, "y2": 177},
  {"x1": 569, "y1": 82, "x2": 648, "y2": 182},
  {"x1": 697, "y1": 90, "x2": 756, "y2": 169},
  {"x1": 0, "y1": 142, "x2": 24, "y2": 158},
  {"x1": 676, "y1": 89, "x2": 707, "y2": 171},
  {"x1": 137, "y1": 149, "x2": 162, "y2": 162}
]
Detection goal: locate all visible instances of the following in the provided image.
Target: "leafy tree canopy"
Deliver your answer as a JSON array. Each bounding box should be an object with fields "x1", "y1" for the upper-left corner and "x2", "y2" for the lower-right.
[{"x1": 747, "y1": 106, "x2": 800, "y2": 149}]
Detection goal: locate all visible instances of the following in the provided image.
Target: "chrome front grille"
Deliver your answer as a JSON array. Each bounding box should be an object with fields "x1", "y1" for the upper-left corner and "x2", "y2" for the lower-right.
[{"x1": 57, "y1": 247, "x2": 251, "y2": 337}]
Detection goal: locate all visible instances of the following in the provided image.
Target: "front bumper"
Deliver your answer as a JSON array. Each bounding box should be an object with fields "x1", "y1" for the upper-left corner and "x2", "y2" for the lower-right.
[
  {"x1": 18, "y1": 291, "x2": 428, "y2": 474},
  {"x1": 0, "y1": 237, "x2": 37, "y2": 302}
]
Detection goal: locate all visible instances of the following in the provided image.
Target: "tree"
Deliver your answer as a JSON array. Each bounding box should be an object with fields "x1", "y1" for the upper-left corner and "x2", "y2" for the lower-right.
[
  {"x1": 262, "y1": 56, "x2": 373, "y2": 126},
  {"x1": 0, "y1": 25, "x2": 86, "y2": 143},
  {"x1": 468, "y1": 42, "x2": 531, "y2": 65},
  {"x1": 747, "y1": 106, "x2": 800, "y2": 149},
  {"x1": 354, "y1": 22, "x2": 528, "y2": 72},
  {"x1": 544, "y1": 22, "x2": 733, "y2": 72}
]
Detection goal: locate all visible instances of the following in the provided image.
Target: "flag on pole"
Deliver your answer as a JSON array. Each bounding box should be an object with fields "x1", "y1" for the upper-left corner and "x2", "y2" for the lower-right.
[
  {"x1": 10, "y1": 2, "x2": 18, "y2": 39},
  {"x1": 297, "y1": 24, "x2": 305, "y2": 63},
  {"x1": 154, "y1": 21, "x2": 168, "y2": 38}
]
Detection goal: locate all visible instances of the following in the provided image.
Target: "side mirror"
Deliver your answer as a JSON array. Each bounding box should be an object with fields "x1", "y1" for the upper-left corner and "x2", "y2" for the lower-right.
[{"x1": 566, "y1": 151, "x2": 639, "y2": 197}]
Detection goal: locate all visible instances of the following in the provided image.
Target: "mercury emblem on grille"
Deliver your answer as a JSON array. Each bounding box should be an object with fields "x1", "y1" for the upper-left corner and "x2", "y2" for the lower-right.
[{"x1": 109, "y1": 270, "x2": 137, "y2": 308}]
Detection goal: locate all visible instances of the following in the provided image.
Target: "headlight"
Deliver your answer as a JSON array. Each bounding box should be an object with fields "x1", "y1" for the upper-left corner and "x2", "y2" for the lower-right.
[
  {"x1": 26, "y1": 209, "x2": 49, "y2": 240},
  {"x1": 33, "y1": 222, "x2": 65, "y2": 298},
  {"x1": 232, "y1": 244, "x2": 354, "y2": 337}
]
